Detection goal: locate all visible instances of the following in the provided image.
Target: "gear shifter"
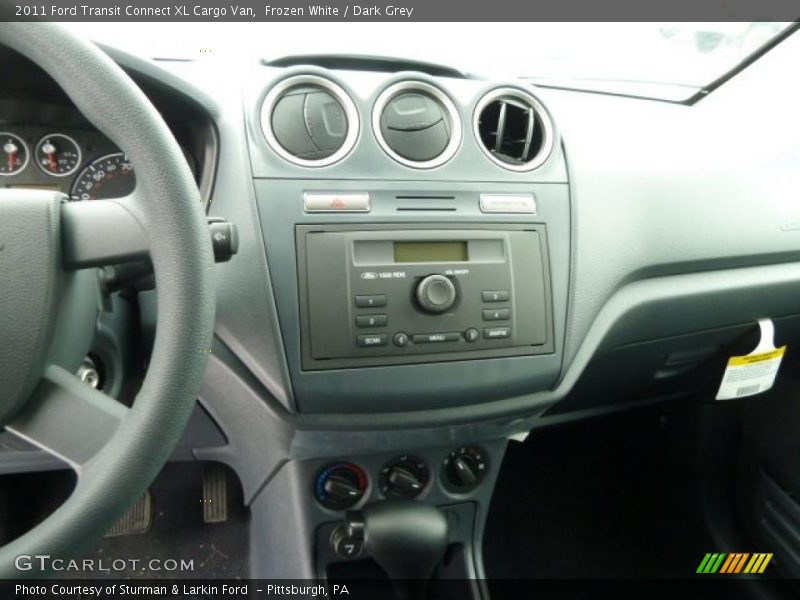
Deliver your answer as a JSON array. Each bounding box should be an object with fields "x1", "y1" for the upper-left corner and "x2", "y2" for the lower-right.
[{"x1": 344, "y1": 500, "x2": 449, "y2": 600}]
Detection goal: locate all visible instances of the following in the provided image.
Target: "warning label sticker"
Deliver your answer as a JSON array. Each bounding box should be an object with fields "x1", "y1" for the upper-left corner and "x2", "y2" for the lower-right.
[{"x1": 716, "y1": 319, "x2": 785, "y2": 401}]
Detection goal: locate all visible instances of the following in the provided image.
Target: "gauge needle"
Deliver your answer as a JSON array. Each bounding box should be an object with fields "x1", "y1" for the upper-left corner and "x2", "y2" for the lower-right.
[
  {"x1": 4, "y1": 141, "x2": 18, "y2": 171},
  {"x1": 42, "y1": 140, "x2": 57, "y2": 171}
]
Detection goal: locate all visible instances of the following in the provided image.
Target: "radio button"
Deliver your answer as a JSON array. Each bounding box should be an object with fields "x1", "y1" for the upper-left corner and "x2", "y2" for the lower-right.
[
  {"x1": 355, "y1": 294, "x2": 387, "y2": 308},
  {"x1": 464, "y1": 328, "x2": 479, "y2": 343},
  {"x1": 412, "y1": 332, "x2": 461, "y2": 344},
  {"x1": 482, "y1": 290, "x2": 510, "y2": 303},
  {"x1": 483, "y1": 308, "x2": 510, "y2": 321},
  {"x1": 393, "y1": 332, "x2": 409, "y2": 347},
  {"x1": 356, "y1": 314, "x2": 388, "y2": 328},
  {"x1": 357, "y1": 334, "x2": 388, "y2": 347},
  {"x1": 483, "y1": 327, "x2": 511, "y2": 340}
]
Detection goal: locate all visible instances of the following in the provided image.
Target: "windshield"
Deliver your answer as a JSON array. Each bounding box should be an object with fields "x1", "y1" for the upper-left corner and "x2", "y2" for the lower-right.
[{"x1": 68, "y1": 22, "x2": 794, "y2": 101}]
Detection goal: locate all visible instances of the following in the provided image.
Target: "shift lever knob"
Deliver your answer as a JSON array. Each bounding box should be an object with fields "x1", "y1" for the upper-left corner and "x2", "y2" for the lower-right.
[{"x1": 346, "y1": 500, "x2": 449, "y2": 600}]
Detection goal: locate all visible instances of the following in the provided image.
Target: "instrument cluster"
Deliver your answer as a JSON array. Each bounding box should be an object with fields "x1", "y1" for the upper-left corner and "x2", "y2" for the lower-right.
[{"x1": 1, "y1": 126, "x2": 196, "y2": 201}]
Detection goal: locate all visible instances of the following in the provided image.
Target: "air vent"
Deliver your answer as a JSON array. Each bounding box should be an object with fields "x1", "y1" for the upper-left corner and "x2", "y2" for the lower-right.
[
  {"x1": 373, "y1": 81, "x2": 462, "y2": 169},
  {"x1": 260, "y1": 74, "x2": 359, "y2": 167},
  {"x1": 474, "y1": 88, "x2": 554, "y2": 172}
]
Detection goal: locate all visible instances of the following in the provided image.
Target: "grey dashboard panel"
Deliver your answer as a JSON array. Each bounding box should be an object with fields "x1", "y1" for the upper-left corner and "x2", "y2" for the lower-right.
[
  {"x1": 255, "y1": 179, "x2": 570, "y2": 413},
  {"x1": 244, "y1": 63, "x2": 571, "y2": 414},
  {"x1": 545, "y1": 33, "x2": 800, "y2": 373},
  {"x1": 96, "y1": 35, "x2": 800, "y2": 427}
]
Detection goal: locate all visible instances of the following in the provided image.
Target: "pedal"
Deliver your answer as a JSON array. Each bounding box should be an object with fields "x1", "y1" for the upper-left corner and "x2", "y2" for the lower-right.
[
  {"x1": 105, "y1": 490, "x2": 153, "y2": 537},
  {"x1": 202, "y1": 463, "x2": 228, "y2": 523}
]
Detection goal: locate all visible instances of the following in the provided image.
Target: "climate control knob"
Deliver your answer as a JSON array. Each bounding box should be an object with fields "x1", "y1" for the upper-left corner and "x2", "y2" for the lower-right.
[
  {"x1": 442, "y1": 445, "x2": 488, "y2": 493},
  {"x1": 315, "y1": 463, "x2": 368, "y2": 510},
  {"x1": 416, "y1": 275, "x2": 456, "y2": 314},
  {"x1": 379, "y1": 455, "x2": 429, "y2": 499}
]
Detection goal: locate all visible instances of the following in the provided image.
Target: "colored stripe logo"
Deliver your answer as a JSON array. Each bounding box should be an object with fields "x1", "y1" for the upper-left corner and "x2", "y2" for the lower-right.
[{"x1": 697, "y1": 553, "x2": 772, "y2": 574}]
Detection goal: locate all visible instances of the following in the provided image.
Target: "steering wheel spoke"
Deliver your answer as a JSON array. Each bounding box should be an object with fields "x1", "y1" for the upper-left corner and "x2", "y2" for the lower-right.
[
  {"x1": 61, "y1": 194, "x2": 149, "y2": 270},
  {"x1": 5, "y1": 365, "x2": 128, "y2": 472}
]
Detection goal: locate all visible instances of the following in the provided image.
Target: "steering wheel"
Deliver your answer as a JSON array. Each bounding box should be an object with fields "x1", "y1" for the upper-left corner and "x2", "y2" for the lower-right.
[{"x1": 0, "y1": 23, "x2": 215, "y2": 576}]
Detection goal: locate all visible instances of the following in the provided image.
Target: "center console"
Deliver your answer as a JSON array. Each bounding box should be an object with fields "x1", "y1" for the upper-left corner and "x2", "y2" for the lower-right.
[
  {"x1": 254, "y1": 179, "x2": 569, "y2": 414},
  {"x1": 239, "y1": 60, "x2": 572, "y2": 591}
]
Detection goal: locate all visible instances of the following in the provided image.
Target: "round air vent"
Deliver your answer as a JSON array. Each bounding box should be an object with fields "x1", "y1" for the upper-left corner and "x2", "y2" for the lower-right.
[
  {"x1": 373, "y1": 81, "x2": 462, "y2": 169},
  {"x1": 260, "y1": 74, "x2": 359, "y2": 167},
  {"x1": 474, "y1": 87, "x2": 554, "y2": 172}
]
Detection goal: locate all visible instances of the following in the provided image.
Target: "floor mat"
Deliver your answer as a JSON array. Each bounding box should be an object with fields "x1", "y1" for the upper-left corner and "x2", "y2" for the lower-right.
[{"x1": 62, "y1": 461, "x2": 249, "y2": 580}]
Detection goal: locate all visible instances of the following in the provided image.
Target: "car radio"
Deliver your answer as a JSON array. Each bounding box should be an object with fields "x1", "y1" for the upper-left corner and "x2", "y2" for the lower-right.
[{"x1": 296, "y1": 224, "x2": 553, "y2": 369}]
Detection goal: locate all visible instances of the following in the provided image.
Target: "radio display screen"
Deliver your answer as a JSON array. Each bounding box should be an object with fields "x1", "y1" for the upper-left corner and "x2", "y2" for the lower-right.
[{"x1": 393, "y1": 241, "x2": 468, "y2": 263}]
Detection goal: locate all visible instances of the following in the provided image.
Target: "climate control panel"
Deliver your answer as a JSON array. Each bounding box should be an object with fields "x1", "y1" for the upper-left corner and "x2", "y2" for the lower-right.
[
  {"x1": 297, "y1": 224, "x2": 553, "y2": 370},
  {"x1": 313, "y1": 446, "x2": 492, "y2": 511}
]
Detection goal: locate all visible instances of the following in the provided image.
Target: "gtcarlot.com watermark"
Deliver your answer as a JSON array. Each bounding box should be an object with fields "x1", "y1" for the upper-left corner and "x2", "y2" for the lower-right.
[{"x1": 14, "y1": 554, "x2": 195, "y2": 573}]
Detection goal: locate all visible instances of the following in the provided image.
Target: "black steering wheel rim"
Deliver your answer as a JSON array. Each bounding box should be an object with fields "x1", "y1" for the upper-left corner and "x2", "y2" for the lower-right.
[{"x1": 0, "y1": 23, "x2": 215, "y2": 576}]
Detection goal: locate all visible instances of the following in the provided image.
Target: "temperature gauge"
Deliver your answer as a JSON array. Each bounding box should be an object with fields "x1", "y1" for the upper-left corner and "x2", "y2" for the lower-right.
[
  {"x1": 0, "y1": 132, "x2": 29, "y2": 176},
  {"x1": 35, "y1": 133, "x2": 81, "y2": 177}
]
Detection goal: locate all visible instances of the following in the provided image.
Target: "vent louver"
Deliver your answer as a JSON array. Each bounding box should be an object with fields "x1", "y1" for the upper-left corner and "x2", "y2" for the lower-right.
[
  {"x1": 475, "y1": 88, "x2": 554, "y2": 172},
  {"x1": 260, "y1": 74, "x2": 359, "y2": 168},
  {"x1": 373, "y1": 81, "x2": 462, "y2": 169}
]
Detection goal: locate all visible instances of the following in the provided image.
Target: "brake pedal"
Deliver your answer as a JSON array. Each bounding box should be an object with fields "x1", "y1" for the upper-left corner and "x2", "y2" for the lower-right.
[
  {"x1": 105, "y1": 491, "x2": 153, "y2": 537},
  {"x1": 202, "y1": 463, "x2": 228, "y2": 523}
]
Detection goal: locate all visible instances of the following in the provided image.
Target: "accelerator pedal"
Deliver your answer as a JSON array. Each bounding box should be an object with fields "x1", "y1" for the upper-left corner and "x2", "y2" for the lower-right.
[
  {"x1": 105, "y1": 490, "x2": 153, "y2": 537},
  {"x1": 202, "y1": 463, "x2": 229, "y2": 523}
]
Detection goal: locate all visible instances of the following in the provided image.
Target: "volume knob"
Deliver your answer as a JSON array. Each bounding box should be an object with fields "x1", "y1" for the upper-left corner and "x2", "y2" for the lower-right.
[{"x1": 416, "y1": 275, "x2": 456, "y2": 314}]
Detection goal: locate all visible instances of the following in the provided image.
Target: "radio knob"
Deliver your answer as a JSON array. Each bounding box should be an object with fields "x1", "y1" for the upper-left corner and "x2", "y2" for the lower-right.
[{"x1": 416, "y1": 275, "x2": 457, "y2": 314}]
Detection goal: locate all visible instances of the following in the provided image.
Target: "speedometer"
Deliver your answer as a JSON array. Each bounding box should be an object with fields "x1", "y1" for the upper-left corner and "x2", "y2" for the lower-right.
[{"x1": 70, "y1": 152, "x2": 135, "y2": 201}]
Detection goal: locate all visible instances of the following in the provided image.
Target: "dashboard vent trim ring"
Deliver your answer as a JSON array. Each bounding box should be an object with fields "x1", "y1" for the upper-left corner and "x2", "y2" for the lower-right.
[
  {"x1": 372, "y1": 80, "x2": 462, "y2": 170},
  {"x1": 259, "y1": 74, "x2": 360, "y2": 168},
  {"x1": 473, "y1": 87, "x2": 555, "y2": 172}
]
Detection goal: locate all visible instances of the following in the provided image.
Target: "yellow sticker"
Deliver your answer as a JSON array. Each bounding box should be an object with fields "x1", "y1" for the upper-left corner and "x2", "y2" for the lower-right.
[
  {"x1": 728, "y1": 347, "x2": 786, "y2": 367},
  {"x1": 716, "y1": 319, "x2": 785, "y2": 401}
]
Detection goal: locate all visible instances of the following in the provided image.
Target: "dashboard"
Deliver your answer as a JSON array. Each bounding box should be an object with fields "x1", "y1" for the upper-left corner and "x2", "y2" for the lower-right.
[
  {"x1": 3, "y1": 36, "x2": 800, "y2": 426},
  {"x1": 4, "y1": 30, "x2": 800, "y2": 582}
]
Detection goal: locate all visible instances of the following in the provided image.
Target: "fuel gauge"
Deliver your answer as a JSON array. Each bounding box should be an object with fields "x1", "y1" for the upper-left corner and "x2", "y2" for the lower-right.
[
  {"x1": 0, "y1": 132, "x2": 29, "y2": 176},
  {"x1": 35, "y1": 133, "x2": 81, "y2": 177}
]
